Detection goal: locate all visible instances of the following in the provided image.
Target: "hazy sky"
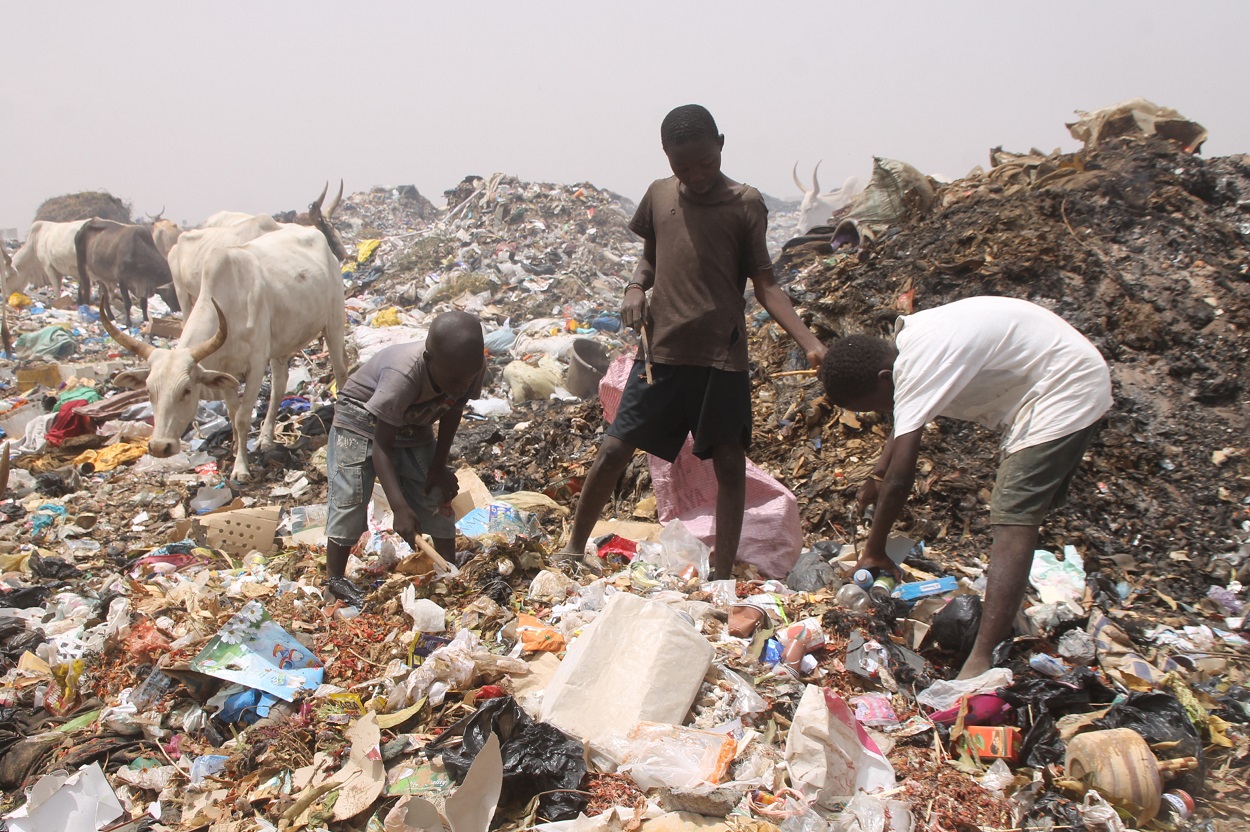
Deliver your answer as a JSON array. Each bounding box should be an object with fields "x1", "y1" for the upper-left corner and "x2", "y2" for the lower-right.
[{"x1": 4, "y1": 1, "x2": 1249, "y2": 232}]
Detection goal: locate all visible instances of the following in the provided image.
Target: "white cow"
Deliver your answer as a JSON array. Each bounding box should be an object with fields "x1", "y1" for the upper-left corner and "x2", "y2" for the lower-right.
[
  {"x1": 0, "y1": 247, "x2": 15, "y2": 354},
  {"x1": 101, "y1": 225, "x2": 348, "y2": 481},
  {"x1": 10, "y1": 219, "x2": 89, "y2": 295},
  {"x1": 152, "y1": 219, "x2": 183, "y2": 257},
  {"x1": 792, "y1": 162, "x2": 867, "y2": 235},
  {"x1": 168, "y1": 215, "x2": 281, "y2": 311}
]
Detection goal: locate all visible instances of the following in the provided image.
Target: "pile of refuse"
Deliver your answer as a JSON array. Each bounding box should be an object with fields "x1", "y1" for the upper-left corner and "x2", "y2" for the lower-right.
[{"x1": 0, "y1": 99, "x2": 1247, "y2": 832}]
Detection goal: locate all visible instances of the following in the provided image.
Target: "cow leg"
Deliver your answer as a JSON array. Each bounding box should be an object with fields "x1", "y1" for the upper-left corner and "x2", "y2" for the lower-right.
[
  {"x1": 324, "y1": 320, "x2": 349, "y2": 393},
  {"x1": 119, "y1": 284, "x2": 135, "y2": 328},
  {"x1": 228, "y1": 364, "x2": 266, "y2": 482},
  {"x1": 139, "y1": 294, "x2": 150, "y2": 336},
  {"x1": 259, "y1": 356, "x2": 290, "y2": 451}
]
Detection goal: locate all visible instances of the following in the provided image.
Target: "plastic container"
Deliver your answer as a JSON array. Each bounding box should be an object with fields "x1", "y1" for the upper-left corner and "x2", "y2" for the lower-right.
[
  {"x1": 1065, "y1": 728, "x2": 1162, "y2": 825},
  {"x1": 566, "y1": 338, "x2": 611, "y2": 399},
  {"x1": 836, "y1": 583, "x2": 870, "y2": 612},
  {"x1": 869, "y1": 576, "x2": 896, "y2": 603},
  {"x1": 1160, "y1": 789, "x2": 1194, "y2": 821}
]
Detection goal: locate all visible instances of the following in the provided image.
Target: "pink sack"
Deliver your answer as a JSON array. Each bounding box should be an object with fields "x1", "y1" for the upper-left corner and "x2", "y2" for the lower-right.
[{"x1": 600, "y1": 354, "x2": 802, "y2": 578}]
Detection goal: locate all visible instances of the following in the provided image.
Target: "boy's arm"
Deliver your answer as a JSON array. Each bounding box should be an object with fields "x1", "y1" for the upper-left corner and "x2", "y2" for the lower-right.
[
  {"x1": 752, "y1": 267, "x2": 826, "y2": 368},
  {"x1": 622, "y1": 237, "x2": 656, "y2": 332},
  {"x1": 856, "y1": 427, "x2": 922, "y2": 577},
  {"x1": 424, "y1": 404, "x2": 466, "y2": 502},
  {"x1": 372, "y1": 419, "x2": 421, "y2": 545},
  {"x1": 856, "y1": 431, "x2": 899, "y2": 515}
]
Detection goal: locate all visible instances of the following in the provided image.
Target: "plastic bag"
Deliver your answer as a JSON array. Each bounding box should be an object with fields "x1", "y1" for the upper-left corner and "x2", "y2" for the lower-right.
[
  {"x1": 916, "y1": 668, "x2": 1013, "y2": 712},
  {"x1": 1029, "y1": 546, "x2": 1086, "y2": 606},
  {"x1": 426, "y1": 695, "x2": 587, "y2": 820},
  {"x1": 998, "y1": 667, "x2": 1117, "y2": 768},
  {"x1": 401, "y1": 588, "x2": 447, "y2": 632},
  {"x1": 658, "y1": 518, "x2": 710, "y2": 581},
  {"x1": 787, "y1": 549, "x2": 838, "y2": 592},
  {"x1": 1090, "y1": 691, "x2": 1206, "y2": 794},
  {"x1": 927, "y1": 594, "x2": 982, "y2": 656},
  {"x1": 617, "y1": 721, "x2": 737, "y2": 790}
]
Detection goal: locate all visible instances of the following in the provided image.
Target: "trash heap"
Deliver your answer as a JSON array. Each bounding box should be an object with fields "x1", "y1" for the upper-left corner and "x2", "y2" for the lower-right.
[{"x1": 0, "y1": 99, "x2": 1247, "y2": 832}]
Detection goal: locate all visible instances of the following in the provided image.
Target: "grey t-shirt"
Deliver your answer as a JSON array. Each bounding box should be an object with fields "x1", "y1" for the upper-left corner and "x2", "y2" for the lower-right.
[{"x1": 334, "y1": 341, "x2": 482, "y2": 447}]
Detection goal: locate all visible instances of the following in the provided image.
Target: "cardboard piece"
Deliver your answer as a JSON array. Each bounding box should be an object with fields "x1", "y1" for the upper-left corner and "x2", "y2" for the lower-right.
[
  {"x1": 591, "y1": 518, "x2": 665, "y2": 543},
  {"x1": 541, "y1": 592, "x2": 713, "y2": 757},
  {"x1": 966, "y1": 725, "x2": 1022, "y2": 763},
  {"x1": 331, "y1": 712, "x2": 387, "y2": 821},
  {"x1": 199, "y1": 506, "x2": 281, "y2": 555},
  {"x1": 56, "y1": 361, "x2": 123, "y2": 384},
  {"x1": 384, "y1": 734, "x2": 502, "y2": 832},
  {"x1": 17, "y1": 365, "x2": 61, "y2": 391},
  {"x1": 451, "y1": 467, "x2": 492, "y2": 521},
  {"x1": 148, "y1": 317, "x2": 183, "y2": 339},
  {"x1": 3, "y1": 762, "x2": 125, "y2": 832}
]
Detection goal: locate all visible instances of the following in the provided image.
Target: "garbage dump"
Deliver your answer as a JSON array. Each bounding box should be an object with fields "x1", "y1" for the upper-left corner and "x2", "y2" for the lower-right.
[{"x1": 0, "y1": 99, "x2": 1247, "y2": 832}]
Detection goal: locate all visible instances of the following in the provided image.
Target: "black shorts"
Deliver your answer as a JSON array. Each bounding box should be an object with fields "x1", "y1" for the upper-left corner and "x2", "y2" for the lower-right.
[{"x1": 606, "y1": 359, "x2": 751, "y2": 462}]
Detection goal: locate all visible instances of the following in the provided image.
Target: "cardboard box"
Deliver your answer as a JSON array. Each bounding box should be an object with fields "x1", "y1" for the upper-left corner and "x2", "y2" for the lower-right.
[
  {"x1": 451, "y1": 467, "x2": 492, "y2": 521},
  {"x1": 966, "y1": 725, "x2": 1022, "y2": 763},
  {"x1": 170, "y1": 503, "x2": 281, "y2": 556},
  {"x1": 17, "y1": 365, "x2": 61, "y2": 391},
  {"x1": 57, "y1": 360, "x2": 123, "y2": 384},
  {"x1": 0, "y1": 403, "x2": 41, "y2": 438},
  {"x1": 590, "y1": 518, "x2": 664, "y2": 543},
  {"x1": 149, "y1": 317, "x2": 183, "y2": 339}
]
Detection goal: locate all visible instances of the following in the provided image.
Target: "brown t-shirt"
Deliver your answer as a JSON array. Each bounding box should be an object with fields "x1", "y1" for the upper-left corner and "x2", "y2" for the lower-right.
[
  {"x1": 334, "y1": 341, "x2": 482, "y2": 447},
  {"x1": 629, "y1": 177, "x2": 772, "y2": 372}
]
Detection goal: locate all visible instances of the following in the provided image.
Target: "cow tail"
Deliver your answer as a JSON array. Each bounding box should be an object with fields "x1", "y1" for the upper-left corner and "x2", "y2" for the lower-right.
[{"x1": 74, "y1": 220, "x2": 100, "y2": 308}]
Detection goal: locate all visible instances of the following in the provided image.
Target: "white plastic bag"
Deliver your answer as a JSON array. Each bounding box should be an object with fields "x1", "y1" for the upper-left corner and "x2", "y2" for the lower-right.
[
  {"x1": 915, "y1": 667, "x2": 1014, "y2": 711},
  {"x1": 400, "y1": 587, "x2": 447, "y2": 632},
  {"x1": 617, "y1": 722, "x2": 737, "y2": 790}
]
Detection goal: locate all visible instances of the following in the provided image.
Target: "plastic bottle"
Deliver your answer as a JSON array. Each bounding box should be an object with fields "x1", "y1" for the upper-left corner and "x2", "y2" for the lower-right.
[
  {"x1": 852, "y1": 568, "x2": 874, "y2": 588},
  {"x1": 836, "y1": 583, "x2": 871, "y2": 612},
  {"x1": 869, "y1": 575, "x2": 896, "y2": 603}
]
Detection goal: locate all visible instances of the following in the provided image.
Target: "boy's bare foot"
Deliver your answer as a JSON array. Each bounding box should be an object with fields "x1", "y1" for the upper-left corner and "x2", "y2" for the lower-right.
[{"x1": 956, "y1": 655, "x2": 993, "y2": 680}]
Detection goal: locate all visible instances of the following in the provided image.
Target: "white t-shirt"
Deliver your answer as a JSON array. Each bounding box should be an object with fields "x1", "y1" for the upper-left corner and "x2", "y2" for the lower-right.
[{"x1": 892, "y1": 297, "x2": 1113, "y2": 455}]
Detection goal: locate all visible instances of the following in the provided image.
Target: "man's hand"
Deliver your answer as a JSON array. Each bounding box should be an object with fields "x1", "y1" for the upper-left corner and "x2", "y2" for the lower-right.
[
  {"x1": 856, "y1": 478, "x2": 880, "y2": 516},
  {"x1": 622, "y1": 287, "x2": 647, "y2": 332},
  {"x1": 854, "y1": 542, "x2": 902, "y2": 580},
  {"x1": 423, "y1": 464, "x2": 459, "y2": 504},
  {"x1": 806, "y1": 343, "x2": 826, "y2": 369},
  {"x1": 392, "y1": 505, "x2": 421, "y2": 546}
]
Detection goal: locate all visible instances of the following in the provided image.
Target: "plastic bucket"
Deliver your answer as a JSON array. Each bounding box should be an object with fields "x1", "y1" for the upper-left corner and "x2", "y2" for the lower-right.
[{"x1": 566, "y1": 339, "x2": 611, "y2": 400}]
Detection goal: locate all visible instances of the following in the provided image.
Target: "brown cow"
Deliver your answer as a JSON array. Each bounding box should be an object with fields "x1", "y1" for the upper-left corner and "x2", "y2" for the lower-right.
[{"x1": 75, "y1": 219, "x2": 181, "y2": 328}]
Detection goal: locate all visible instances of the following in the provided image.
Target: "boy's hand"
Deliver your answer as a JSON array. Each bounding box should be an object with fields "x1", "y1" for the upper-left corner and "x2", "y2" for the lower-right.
[
  {"x1": 856, "y1": 478, "x2": 880, "y2": 516},
  {"x1": 424, "y1": 464, "x2": 460, "y2": 504},
  {"x1": 392, "y1": 506, "x2": 421, "y2": 546},
  {"x1": 622, "y1": 286, "x2": 647, "y2": 332}
]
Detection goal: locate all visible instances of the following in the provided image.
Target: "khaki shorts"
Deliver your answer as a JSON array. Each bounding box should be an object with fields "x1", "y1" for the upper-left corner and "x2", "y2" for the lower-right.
[
  {"x1": 325, "y1": 426, "x2": 456, "y2": 546},
  {"x1": 990, "y1": 422, "x2": 1101, "y2": 526}
]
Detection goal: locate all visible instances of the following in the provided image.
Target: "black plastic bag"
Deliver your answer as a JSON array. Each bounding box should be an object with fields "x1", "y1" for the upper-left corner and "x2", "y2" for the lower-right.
[
  {"x1": 29, "y1": 553, "x2": 81, "y2": 581},
  {"x1": 786, "y1": 548, "x2": 838, "y2": 592},
  {"x1": 929, "y1": 594, "x2": 982, "y2": 656},
  {"x1": 1091, "y1": 691, "x2": 1206, "y2": 793},
  {"x1": 0, "y1": 586, "x2": 50, "y2": 609},
  {"x1": 427, "y1": 695, "x2": 587, "y2": 821},
  {"x1": 999, "y1": 668, "x2": 1117, "y2": 768}
]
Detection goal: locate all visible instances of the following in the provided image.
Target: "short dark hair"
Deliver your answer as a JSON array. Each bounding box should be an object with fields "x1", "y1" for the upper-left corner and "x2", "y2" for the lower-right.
[
  {"x1": 661, "y1": 105, "x2": 719, "y2": 148},
  {"x1": 819, "y1": 335, "x2": 896, "y2": 404}
]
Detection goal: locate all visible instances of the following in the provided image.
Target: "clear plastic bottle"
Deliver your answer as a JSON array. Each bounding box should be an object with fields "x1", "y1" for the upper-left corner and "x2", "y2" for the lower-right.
[{"x1": 836, "y1": 583, "x2": 871, "y2": 612}]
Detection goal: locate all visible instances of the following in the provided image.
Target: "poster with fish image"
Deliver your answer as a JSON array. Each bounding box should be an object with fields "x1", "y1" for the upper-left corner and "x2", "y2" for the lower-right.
[{"x1": 191, "y1": 600, "x2": 324, "y2": 700}]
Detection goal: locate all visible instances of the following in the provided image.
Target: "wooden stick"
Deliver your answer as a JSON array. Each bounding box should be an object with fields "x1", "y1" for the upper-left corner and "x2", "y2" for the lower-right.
[
  {"x1": 771, "y1": 369, "x2": 818, "y2": 377},
  {"x1": 640, "y1": 325, "x2": 654, "y2": 384},
  {"x1": 410, "y1": 532, "x2": 455, "y2": 574}
]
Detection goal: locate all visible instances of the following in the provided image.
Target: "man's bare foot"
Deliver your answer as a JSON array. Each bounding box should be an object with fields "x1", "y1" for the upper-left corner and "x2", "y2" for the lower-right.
[{"x1": 956, "y1": 655, "x2": 992, "y2": 680}]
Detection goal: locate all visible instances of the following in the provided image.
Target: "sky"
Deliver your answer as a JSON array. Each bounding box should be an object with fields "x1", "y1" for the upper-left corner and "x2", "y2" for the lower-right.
[{"x1": 3, "y1": 1, "x2": 1250, "y2": 233}]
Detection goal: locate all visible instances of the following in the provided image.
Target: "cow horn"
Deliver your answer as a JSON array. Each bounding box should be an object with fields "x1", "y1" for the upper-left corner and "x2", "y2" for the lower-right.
[
  {"x1": 792, "y1": 163, "x2": 809, "y2": 196},
  {"x1": 189, "y1": 300, "x2": 229, "y2": 362},
  {"x1": 325, "y1": 179, "x2": 344, "y2": 218},
  {"x1": 98, "y1": 286, "x2": 154, "y2": 360},
  {"x1": 311, "y1": 181, "x2": 328, "y2": 213},
  {"x1": 812, "y1": 160, "x2": 822, "y2": 195},
  {"x1": 147, "y1": 206, "x2": 165, "y2": 222}
]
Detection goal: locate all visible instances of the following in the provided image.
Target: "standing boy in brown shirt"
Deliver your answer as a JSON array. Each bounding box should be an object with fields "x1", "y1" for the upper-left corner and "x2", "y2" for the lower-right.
[{"x1": 560, "y1": 105, "x2": 825, "y2": 580}]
